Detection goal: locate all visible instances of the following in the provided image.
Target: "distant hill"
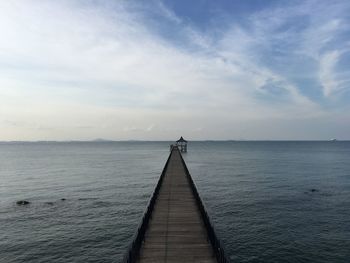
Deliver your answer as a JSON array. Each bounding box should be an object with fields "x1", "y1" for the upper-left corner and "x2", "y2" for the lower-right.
[{"x1": 91, "y1": 138, "x2": 114, "y2": 142}]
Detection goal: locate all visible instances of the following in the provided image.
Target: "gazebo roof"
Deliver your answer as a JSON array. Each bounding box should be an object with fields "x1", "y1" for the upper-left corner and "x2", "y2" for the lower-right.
[{"x1": 176, "y1": 136, "x2": 187, "y2": 143}]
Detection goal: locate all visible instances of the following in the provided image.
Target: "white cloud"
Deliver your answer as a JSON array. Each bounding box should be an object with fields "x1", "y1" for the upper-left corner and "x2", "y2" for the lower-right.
[
  {"x1": 0, "y1": 0, "x2": 348, "y2": 140},
  {"x1": 319, "y1": 50, "x2": 341, "y2": 97}
]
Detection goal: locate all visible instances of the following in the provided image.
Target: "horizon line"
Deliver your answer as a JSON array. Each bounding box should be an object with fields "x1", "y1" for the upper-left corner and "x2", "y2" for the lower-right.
[{"x1": 0, "y1": 139, "x2": 348, "y2": 143}]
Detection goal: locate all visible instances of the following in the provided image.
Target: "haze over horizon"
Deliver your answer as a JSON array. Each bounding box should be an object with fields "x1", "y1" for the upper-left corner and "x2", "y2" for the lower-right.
[{"x1": 1, "y1": 0, "x2": 349, "y2": 141}]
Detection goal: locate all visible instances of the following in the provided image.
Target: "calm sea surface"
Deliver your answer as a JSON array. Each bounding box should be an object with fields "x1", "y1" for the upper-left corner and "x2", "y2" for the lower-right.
[{"x1": 0, "y1": 141, "x2": 349, "y2": 262}]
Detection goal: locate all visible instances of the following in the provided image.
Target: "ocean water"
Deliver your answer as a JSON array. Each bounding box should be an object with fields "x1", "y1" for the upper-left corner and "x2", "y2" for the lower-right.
[{"x1": 0, "y1": 141, "x2": 349, "y2": 262}]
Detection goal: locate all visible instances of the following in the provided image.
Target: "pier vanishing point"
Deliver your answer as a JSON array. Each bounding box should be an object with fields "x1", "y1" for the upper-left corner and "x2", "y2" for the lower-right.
[{"x1": 123, "y1": 145, "x2": 229, "y2": 263}]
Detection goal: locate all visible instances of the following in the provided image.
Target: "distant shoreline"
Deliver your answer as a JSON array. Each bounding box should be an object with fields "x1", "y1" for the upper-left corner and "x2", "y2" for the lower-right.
[{"x1": 0, "y1": 140, "x2": 349, "y2": 143}]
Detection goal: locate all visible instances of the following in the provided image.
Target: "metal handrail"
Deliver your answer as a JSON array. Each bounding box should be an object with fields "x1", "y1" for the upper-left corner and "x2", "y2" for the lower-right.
[
  {"x1": 178, "y1": 150, "x2": 230, "y2": 263},
  {"x1": 122, "y1": 147, "x2": 174, "y2": 263}
]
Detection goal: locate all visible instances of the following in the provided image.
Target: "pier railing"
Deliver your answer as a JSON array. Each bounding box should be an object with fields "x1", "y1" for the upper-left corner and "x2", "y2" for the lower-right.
[
  {"x1": 178, "y1": 151, "x2": 230, "y2": 263},
  {"x1": 122, "y1": 146, "x2": 230, "y2": 263},
  {"x1": 122, "y1": 147, "x2": 173, "y2": 263}
]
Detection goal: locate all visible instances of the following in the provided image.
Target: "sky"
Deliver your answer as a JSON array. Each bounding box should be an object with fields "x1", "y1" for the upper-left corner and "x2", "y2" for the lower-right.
[{"x1": 0, "y1": 0, "x2": 349, "y2": 141}]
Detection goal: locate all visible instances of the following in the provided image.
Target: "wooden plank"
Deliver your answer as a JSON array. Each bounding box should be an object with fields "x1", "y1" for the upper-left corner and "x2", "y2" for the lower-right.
[{"x1": 136, "y1": 148, "x2": 217, "y2": 263}]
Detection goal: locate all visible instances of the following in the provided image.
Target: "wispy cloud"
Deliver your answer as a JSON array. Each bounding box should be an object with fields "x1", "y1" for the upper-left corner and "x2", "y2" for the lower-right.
[
  {"x1": 0, "y1": 0, "x2": 349, "y2": 140},
  {"x1": 319, "y1": 50, "x2": 341, "y2": 97}
]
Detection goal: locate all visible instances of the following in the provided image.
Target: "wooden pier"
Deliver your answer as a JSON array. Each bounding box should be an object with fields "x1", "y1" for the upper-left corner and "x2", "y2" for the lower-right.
[{"x1": 123, "y1": 146, "x2": 228, "y2": 263}]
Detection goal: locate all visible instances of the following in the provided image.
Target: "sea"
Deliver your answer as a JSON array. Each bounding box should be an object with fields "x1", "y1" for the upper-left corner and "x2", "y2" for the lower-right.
[{"x1": 0, "y1": 141, "x2": 349, "y2": 263}]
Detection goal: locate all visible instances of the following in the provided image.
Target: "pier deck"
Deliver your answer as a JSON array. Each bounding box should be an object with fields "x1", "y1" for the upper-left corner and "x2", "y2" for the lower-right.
[
  {"x1": 124, "y1": 147, "x2": 228, "y2": 263},
  {"x1": 137, "y1": 148, "x2": 216, "y2": 263}
]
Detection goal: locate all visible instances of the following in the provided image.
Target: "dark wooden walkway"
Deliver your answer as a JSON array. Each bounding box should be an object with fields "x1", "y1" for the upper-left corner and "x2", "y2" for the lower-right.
[
  {"x1": 137, "y1": 148, "x2": 216, "y2": 263},
  {"x1": 123, "y1": 147, "x2": 228, "y2": 263}
]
